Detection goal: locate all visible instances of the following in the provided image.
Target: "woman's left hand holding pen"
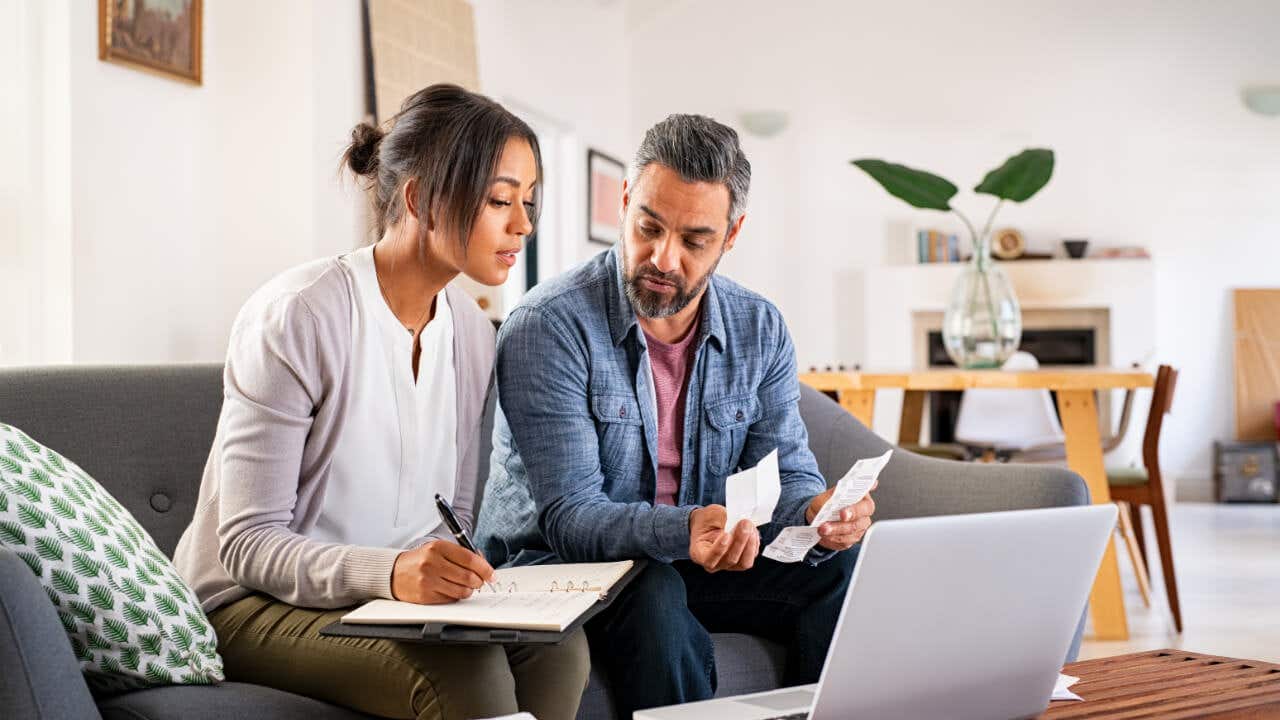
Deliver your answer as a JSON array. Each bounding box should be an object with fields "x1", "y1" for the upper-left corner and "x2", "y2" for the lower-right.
[{"x1": 391, "y1": 541, "x2": 496, "y2": 604}]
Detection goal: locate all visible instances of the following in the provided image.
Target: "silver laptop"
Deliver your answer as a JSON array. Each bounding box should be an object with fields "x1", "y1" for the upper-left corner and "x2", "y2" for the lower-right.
[{"x1": 636, "y1": 504, "x2": 1117, "y2": 720}]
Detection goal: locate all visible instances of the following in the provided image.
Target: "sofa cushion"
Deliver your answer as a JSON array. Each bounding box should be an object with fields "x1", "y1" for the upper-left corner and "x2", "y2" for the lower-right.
[
  {"x1": 98, "y1": 682, "x2": 372, "y2": 720},
  {"x1": 0, "y1": 423, "x2": 224, "y2": 694}
]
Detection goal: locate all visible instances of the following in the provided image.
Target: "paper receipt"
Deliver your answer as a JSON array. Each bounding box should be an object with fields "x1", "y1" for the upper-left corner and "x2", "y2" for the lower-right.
[{"x1": 762, "y1": 449, "x2": 892, "y2": 562}]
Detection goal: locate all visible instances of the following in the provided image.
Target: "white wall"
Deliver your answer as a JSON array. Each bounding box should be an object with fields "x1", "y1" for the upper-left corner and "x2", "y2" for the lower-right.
[
  {"x1": 626, "y1": 0, "x2": 1280, "y2": 496},
  {"x1": 9, "y1": 0, "x2": 366, "y2": 366},
  {"x1": 1, "y1": 0, "x2": 73, "y2": 365},
  {"x1": 473, "y1": 0, "x2": 631, "y2": 278}
]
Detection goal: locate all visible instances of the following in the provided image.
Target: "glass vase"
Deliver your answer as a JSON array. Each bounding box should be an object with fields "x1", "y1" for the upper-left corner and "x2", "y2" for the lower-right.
[{"x1": 942, "y1": 234, "x2": 1022, "y2": 369}]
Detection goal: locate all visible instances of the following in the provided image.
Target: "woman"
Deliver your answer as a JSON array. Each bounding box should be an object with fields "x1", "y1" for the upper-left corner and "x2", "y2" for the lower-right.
[{"x1": 173, "y1": 84, "x2": 590, "y2": 720}]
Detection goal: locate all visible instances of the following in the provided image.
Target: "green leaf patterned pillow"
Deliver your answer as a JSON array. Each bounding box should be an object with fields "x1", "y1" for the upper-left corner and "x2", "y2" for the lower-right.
[{"x1": 0, "y1": 423, "x2": 224, "y2": 694}]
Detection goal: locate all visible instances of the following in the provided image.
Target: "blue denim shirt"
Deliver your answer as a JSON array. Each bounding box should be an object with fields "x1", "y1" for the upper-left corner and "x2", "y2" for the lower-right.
[{"x1": 475, "y1": 246, "x2": 829, "y2": 567}]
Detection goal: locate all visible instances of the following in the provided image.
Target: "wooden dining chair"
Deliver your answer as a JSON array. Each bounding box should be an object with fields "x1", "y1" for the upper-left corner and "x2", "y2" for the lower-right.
[{"x1": 1107, "y1": 364, "x2": 1183, "y2": 633}]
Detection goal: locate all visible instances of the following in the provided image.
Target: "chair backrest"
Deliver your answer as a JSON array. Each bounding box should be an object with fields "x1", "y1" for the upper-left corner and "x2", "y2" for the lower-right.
[
  {"x1": 953, "y1": 351, "x2": 1066, "y2": 450},
  {"x1": 1142, "y1": 365, "x2": 1178, "y2": 473}
]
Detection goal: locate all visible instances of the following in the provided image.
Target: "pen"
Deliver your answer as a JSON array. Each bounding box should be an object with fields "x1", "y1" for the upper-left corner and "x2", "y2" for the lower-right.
[
  {"x1": 435, "y1": 493, "x2": 480, "y2": 553},
  {"x1": 434, "y1": 493, "x2": 495, "y2": 591}
]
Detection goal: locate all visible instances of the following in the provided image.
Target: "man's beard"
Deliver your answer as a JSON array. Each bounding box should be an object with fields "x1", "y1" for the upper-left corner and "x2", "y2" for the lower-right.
[{"x1": 621, "y1": 239, "x2": 723, "y2": 319}]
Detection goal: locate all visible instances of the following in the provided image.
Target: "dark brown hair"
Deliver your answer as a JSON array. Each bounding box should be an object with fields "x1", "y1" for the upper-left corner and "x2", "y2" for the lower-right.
[{"x1": 343, "y1": 83, "x2": 542, "y2": 250}]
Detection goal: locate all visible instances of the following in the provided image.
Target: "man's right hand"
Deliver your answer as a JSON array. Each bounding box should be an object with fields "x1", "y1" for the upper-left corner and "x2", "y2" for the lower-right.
[
  {"x1": 689, "y1": 505, "x2": 760, "y2": 573},
  {"x1": 391, "y1": 540, "x2": 495, "y2": 604}
]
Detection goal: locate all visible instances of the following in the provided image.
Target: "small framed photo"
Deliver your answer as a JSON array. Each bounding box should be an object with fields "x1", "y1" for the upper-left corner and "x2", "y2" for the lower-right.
[
  {"x1": 99, "y1": 0, "x2": 203, "y2": 85},
  {"x1": 587, "y1": 149, "x2": 625, "y2": 246}
]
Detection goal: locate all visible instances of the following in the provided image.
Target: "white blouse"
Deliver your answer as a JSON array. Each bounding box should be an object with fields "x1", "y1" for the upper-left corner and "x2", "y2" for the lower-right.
[{"x1": 310, "y1": 244, "x2": 458, "y2": 549}]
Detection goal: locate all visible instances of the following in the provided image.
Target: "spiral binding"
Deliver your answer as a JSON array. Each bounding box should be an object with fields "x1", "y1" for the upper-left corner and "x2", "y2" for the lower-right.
[{"x1": 477, "y1": 579, "x2": 605, "y2": 594}]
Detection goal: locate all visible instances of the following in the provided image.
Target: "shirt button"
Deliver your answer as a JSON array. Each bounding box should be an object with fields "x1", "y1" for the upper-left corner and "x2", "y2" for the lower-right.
[
  {"x1": 619, "y1": 407, "x2": 627, "y2": 418},
  {"x1": 736, "y1": 410, "x2": 745, "y2": 421}
]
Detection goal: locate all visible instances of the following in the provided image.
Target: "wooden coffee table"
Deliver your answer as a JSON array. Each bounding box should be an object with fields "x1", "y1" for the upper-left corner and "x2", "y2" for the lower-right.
[{"x1": 1041, "y1": 649, "x2": 1280, "y2": 718}]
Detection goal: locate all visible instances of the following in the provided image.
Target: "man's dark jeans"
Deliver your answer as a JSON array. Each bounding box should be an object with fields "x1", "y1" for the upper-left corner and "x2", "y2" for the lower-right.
[{"x1": 585, "y1": 548, "x2": 859, "y2": 717}]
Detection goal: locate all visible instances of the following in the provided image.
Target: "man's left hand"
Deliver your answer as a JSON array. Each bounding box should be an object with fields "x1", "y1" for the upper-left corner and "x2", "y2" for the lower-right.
[{"x1": 805, "y1": 481, "x2": 876, "y2": 551}]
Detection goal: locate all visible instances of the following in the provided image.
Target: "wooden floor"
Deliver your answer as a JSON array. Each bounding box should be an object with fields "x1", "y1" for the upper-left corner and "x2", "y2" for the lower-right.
[{"x1": 1079, "y1": 502, "x2": 1280, "y2": 663}]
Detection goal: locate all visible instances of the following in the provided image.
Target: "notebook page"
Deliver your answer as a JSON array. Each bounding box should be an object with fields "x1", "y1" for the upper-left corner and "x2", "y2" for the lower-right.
[
  {"x1": 479, "y1": 560, "x2": 634, "y2": 595},
  {"x1": 341, "y1": 592, "x2": 599, "y2": 631}
]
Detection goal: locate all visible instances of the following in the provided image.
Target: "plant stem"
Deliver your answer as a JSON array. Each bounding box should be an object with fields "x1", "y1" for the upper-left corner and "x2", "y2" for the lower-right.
[
  {"x1": 952, "y1": 209, "x2": 979, "y2": 251},
  {"x1": 980, "y1": 199, "x2": 1004, "y2": 246}
]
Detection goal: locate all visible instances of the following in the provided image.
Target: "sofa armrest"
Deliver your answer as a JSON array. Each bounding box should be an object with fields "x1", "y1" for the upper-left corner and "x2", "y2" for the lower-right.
[{"x1": 0, "y1": 547, "x2": 103, "y2": 719}]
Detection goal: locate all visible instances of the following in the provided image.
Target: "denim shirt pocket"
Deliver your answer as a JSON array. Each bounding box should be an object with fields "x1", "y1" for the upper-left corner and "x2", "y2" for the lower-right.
[
  {"x1": 703, "y1": 395, "x2": 760, "y2": 475},
  {"x1": 590, "y1": 392, "x2": 644, "y2": 474}
]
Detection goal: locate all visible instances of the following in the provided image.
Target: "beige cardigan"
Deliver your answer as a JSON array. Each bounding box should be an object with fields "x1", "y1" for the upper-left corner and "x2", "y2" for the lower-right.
[{"x1": 173, "y1": 256, "x2": 495, "y2": 613}]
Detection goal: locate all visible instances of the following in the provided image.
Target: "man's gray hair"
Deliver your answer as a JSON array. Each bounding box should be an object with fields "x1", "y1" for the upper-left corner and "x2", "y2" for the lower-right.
[{"x1": 627, "y1": 114, "x2": 752, "y2": 225}]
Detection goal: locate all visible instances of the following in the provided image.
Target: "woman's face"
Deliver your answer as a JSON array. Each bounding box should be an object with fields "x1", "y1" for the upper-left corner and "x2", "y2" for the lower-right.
[{"x1": 457, "y1": 137, "x2": 538, "y2": 287}]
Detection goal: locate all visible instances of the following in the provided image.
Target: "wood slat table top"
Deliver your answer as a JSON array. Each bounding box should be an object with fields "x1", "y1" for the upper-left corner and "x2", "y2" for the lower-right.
[
  {"x1": 800, "y1": 368, "x2": 1154, "y2": 391},
  {"x1": 1041, "y1": 649, "x2": 1280, "y2": 719}
]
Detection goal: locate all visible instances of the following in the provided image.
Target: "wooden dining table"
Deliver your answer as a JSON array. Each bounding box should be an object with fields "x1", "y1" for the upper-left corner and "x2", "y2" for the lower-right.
[{"x1": 799, "y1": 367, "x2": 1155, "y2": 641}]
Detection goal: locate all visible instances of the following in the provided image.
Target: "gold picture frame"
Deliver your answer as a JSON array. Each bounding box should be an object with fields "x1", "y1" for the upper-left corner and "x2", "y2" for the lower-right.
[{"x1": 99, "y1": 0, "x2": 203, "y2": 85}]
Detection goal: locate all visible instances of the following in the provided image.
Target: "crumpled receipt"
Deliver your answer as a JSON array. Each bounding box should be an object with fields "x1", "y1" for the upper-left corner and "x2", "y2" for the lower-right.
[{"x1": 762, "y1": 449, "x2": 892, "y2": 562}]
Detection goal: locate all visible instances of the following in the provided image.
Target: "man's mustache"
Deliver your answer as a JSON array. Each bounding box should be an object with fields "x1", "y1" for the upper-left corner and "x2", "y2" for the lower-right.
[{"x1": 636, "y1": 265, "x2": 683, "y2": 287}]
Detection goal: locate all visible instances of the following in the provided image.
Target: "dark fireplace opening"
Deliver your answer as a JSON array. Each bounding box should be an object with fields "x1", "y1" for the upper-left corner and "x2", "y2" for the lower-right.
[{"x1": 927, "y1": 328, "x2": 1096, "y2": 443}]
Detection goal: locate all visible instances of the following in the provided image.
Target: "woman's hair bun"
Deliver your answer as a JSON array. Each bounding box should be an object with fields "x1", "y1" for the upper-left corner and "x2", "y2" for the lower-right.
[{"x1": 344, "y1": 121, "x2": 385, "y2": 177}]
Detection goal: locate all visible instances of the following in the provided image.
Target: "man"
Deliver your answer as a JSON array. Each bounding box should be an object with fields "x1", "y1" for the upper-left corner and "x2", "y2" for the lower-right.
[{"x1": 475, "y1": 114, "x2": 876, "y2": 716}]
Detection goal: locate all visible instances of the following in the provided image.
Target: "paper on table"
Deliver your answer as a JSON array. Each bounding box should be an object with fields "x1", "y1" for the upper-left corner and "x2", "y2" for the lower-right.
[
  {"x1": 725, "y1": 449, "x2": 781, "y2": 527},
  {"x1": 1052, "y1": 673, "x2": 1082, "y2": 702},
  {"x1": 762, "y1": 450, "x2": 892, "y2": 563}
]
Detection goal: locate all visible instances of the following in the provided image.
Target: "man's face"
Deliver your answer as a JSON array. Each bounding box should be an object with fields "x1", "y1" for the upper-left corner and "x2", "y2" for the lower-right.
[{"x1": 620, "y1": 163, "x2": 743, "y2": 319}]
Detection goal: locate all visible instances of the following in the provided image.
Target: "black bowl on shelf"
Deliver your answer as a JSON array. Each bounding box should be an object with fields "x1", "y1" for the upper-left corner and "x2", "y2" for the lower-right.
[{"x1": 1062, "y1": 239, "x2": 1090, "y2": 259}]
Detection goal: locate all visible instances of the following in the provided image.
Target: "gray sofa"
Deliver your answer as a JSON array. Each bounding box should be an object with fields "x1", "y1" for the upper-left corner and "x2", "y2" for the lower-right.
[{"x1": 0, "y1": 365, "x2": 1089, "y2": 720}]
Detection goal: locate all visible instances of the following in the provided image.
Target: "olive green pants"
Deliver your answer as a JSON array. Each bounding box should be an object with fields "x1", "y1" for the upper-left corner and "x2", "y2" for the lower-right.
[{"x1": 209, "y1": 594, "x2": 591, "y2": 720}]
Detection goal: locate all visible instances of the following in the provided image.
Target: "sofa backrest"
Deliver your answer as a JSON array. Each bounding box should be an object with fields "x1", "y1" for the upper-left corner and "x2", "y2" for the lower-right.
[
  {"x1": 0, "y1": 365, "x2": 873, "y2": 557},
  {"x1": 0, "y1": 365, "x2": 223, "y2": 557}
]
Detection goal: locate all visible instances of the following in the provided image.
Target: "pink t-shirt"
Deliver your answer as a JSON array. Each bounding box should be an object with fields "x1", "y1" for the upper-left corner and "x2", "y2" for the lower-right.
[{"x1": 643, "y1": 321, "x2": 700, "y2": 506}]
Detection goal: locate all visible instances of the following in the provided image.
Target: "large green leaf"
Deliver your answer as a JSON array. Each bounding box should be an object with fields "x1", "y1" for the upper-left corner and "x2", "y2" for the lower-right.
[
  {"x1": 67, "y1": 526, "x2": 96, "y2": 552},
  {"x1": 35, "y1": 536, "x2": 64, "y2": 561},
  {"x1": 103, "y1": 617, "x2": 130, "y2": 644},
  {"x1": 74, "y1": 552, "x2": 105, "y2": 579},
  {"x1": 138, "y1": 633, "x2": 163, "y2": 655},
  {"x1": 123, "y1": 602, "x2": 150, "y2": 626},
  {"x1": 974, "y1": 148, "x2": 1054, "y2": 202},
  {"x1": 121, "y1": 577, "x2": 148, "y2": 604},
  {"x1": 86, "y1": 628, "x2": 112, "y2": 650},
  {"x1": 144, "y1": 662, "x2": 173, "y2": 685},
  {"x1": 17, "y1": 503, "x2": 49, "y2": 529},
  {"x1": 851, "y1": 159, "x2": 958, "y2": 210},
  {"x1": 51, "y1": 496, "x2": 77, "y2": 520},
  {"x1": 99, "y1": 655, "x2": 123, "y2": 675},
  {"x1": 69, "y1": 599, "x2": 97, "y2": 623},
  {"x1": 172, "y1": 625, "x2": 193, "y2": 652},
  {"x1": 6, "y1": 439, "x2": 30, "y2": 463},
  {"x1": 156, "y1": 594, "x2": 180, "y2": 617},
  {"x1": 0, "y1": 520, "x2": 27, "y2": 544},
  {"x1": 16, "y1": 550, "x2": 41, "y2": 576},
  {"x1": 52, "y1": 568, "x2": 80, "y2": 595},
  {"x1": 88, "y1": 584, "x2": 115, "y2": 611}
]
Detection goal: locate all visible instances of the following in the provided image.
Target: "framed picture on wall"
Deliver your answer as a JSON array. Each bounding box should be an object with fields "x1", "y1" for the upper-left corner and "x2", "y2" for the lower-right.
[
  {"x1": 587, "y1": 149, "x2": 625, "y2": 246},
  {"x1": 98, "y1": 0, "x2": 203, "y2": 85}
]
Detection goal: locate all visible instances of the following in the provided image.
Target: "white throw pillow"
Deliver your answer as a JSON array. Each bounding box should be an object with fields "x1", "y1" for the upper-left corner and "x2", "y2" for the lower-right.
[{"x1": 0, "y1": 422, "x2": 224, "y2": 693}]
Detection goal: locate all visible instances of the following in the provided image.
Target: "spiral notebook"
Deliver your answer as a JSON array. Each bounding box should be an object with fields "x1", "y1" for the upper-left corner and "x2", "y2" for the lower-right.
[{"x1": 339, "y1": 560, "x2": 635, "y2": 633}]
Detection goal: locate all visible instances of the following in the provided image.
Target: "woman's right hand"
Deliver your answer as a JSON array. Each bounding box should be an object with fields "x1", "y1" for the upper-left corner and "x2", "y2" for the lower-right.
[{"x1": 390, "y1": 540, "x2": 496, "y2": 604}]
